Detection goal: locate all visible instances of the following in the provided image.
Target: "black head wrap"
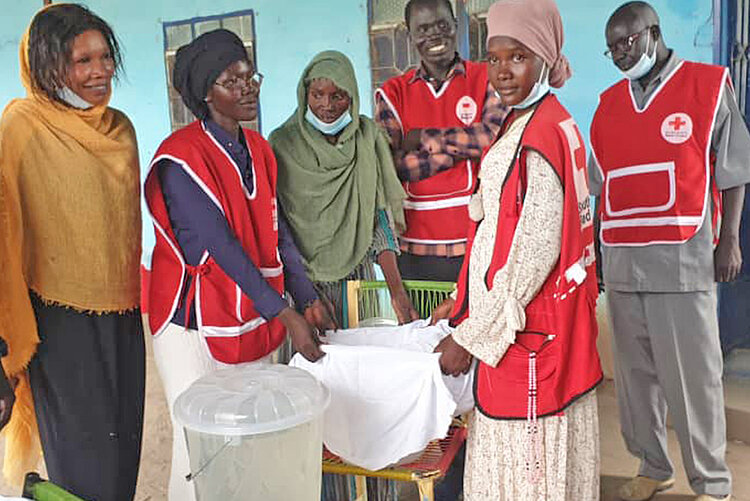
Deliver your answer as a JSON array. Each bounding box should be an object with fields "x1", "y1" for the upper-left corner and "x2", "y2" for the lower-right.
[{"x1": 172, "y1": 29, "x2": 248, "y2": 119}]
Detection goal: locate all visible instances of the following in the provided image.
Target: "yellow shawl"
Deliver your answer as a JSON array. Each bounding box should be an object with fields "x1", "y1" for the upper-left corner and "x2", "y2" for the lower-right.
[{"x1": 0, "y1": 10, "x2": 141, "y2": 485}]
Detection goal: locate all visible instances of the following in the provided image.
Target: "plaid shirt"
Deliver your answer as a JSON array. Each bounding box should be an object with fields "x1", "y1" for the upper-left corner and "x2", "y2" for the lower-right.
[{"x1": 375, "y1": 57, "x2": 508, "y2": 257}]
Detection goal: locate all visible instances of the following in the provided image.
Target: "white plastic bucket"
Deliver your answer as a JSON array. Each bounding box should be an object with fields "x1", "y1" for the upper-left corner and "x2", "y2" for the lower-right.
[{"x1": 174, "y1": 363, "x2": 330, "y2": 501}]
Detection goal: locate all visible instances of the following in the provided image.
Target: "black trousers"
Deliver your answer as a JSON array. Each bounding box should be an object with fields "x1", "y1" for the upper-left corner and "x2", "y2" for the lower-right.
[
  {"x1": 397, "y1": 253, "x2": 464, "y2": 282},
  {"x1": 28, "y1": 293, "x2": 145, "y2": 501}
]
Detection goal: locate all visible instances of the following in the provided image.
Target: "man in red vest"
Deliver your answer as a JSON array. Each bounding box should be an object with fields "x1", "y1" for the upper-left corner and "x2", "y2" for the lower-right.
[
  {"x1": 590, "y1": 3, "x2": 750, "y2": 501},
  {"x1": 375, "y1": 0, "x2": 506, "y2": 283}
]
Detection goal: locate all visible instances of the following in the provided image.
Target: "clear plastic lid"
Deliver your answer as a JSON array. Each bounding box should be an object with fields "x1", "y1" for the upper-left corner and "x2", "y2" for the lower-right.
[{"x1": 173, "y1": 363, "x2": 330, "y2": 436}]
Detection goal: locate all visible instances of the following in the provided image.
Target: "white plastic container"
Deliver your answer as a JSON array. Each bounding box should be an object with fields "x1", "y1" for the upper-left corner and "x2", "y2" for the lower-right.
[{"x1": 174, "y1": 363, "x2": 330, "y2": 501}]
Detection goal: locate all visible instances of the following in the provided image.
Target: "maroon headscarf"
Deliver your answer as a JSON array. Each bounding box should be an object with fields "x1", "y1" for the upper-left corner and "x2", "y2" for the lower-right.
[{"x1": 486, "y1": 0, "x2": 571, "y2": 88}]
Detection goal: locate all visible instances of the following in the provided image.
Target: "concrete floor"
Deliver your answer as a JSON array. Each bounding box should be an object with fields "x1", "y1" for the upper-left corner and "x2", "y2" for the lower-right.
[{"x1": 0, "y1": 336, "x2": 748, "y2": 500}]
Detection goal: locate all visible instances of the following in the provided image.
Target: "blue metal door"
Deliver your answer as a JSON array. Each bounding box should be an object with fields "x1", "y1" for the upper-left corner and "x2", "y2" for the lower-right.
[{"x1": 716, "y1": 0, "x2": 750, "y2": 357}]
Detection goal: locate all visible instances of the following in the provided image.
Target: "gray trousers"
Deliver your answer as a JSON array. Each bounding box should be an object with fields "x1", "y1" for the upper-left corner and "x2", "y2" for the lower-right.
[{"x1": 607, "y1": 289, "x2": 731, "y2": 497}]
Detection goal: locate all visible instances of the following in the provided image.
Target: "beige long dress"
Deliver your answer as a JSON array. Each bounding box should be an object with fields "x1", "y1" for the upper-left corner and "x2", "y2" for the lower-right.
[{"x1": 452, "y1": 111, "x2": 600, "y2": 501}]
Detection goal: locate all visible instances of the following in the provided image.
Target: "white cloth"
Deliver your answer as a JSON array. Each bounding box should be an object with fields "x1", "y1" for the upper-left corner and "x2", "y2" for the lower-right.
[{"x1": 289, "y1": 319, "x2": 474, "y2": 470}]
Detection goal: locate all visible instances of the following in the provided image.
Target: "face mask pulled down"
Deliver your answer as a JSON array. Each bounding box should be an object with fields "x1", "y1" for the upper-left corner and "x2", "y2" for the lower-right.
[
  {"x1": 495, "y1": 63, "x2": 551, "y2": 110},
  {"x1": 305, "y1": 106, "x2": 352, "y2": 136},
  {"x1": 621, "y1": 31, "x2": 657, "y2": 81}
]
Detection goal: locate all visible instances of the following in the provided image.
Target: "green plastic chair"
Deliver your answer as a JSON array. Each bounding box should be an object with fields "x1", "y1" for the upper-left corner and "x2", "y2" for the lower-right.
[{"x1": 342, "y1": 279, "x2": 455, "y2": 329}]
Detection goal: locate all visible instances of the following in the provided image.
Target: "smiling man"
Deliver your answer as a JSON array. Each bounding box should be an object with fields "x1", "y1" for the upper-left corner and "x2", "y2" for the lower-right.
[
  {"x1": 589, "y1": 2, "x2": 750, "y2": 501},
  {"x1": 374, "y1": 0, "x2": 506, "y2": 285}
]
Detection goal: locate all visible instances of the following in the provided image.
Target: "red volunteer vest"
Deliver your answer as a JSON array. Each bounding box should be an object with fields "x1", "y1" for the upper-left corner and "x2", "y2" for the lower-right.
[
  {"x1": 590, "y1": 61, "x2": 728, "y2": 246},
  {"x1": 450, "y1": 95, "x2": 602, "y2": 419},
  {"x1": 145, "y1": 121, "x2": 286, "y2": 364},
  {"x1": 377, "y1": 61, "x2": 488, "y2": 248}
]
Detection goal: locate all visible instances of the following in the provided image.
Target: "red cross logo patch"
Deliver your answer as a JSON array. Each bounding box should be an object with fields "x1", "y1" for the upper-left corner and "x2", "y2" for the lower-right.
[
  {"x1": 455, "y1": 96, "x2": 478, "y2": 126},
  {"x1": 661, "y1": 112, "x2": 693, "y2": 144}
]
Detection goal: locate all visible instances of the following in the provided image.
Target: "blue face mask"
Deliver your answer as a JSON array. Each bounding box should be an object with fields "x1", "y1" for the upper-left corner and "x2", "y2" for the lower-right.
[
  {"x1": 621, "y1": 31, "x2": 657, "y2": 81},
  {"x1": 495, "y1": 63, "x2": 551, "y2": 110},
  {"x1": 305, "y1": 106, "x2": 353, "y2": 136}
]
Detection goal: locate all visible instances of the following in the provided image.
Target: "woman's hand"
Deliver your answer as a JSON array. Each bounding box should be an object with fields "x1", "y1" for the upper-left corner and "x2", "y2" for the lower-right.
[
  {"x1": 391, "y1": 289, "x2": 419, "y2": 324},
  {"x1": 279, "y1": 307, "x2": 325, "y2": 362},
  {"x1": 304, "y1": 298, "x2": 338, "y2": 331},
  {"x1": 434, "y1": 334, "x2": 472, "y2": 377},
  {"x1": 0, "y1": 365, "x2": 16, "y2": 431},
  {"x1": 430, "y1": 297, "x2": 455, "y2": 325},
  {"x1": 377, "y1": 250, "x2": 418, "y2": 324}
]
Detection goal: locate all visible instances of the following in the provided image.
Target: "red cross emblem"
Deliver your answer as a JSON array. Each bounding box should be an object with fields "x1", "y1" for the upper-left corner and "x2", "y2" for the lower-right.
[
  {"x1": 455, "y1": 96, "x2": 478, "y2": 125},
  {"x1": 661, "y1": 113, "x2": 693, "y2": 144},
  {"x1": 669, "y1": 116, "x2": 686, "y2": 130}
]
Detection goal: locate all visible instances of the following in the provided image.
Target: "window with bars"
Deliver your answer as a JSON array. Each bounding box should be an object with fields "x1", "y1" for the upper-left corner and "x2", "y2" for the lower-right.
[
  {"x1": 369, "y1": 0, "x2": 422, "y2": 90},
  {"x1": 162, "y1": 11, "x2": 259, "y2": 133},
  {"x1": 368, "y1": 0, "x2": 493, "y2": 91},
  {"x1": 466, "y1": 0, "x2": 492, "y2": 61}
]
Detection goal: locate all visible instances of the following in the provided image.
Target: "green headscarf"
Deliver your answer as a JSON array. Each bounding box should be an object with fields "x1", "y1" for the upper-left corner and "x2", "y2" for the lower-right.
[{"x1": 270, "y1": 50, "x2": 405, "y2": 282}]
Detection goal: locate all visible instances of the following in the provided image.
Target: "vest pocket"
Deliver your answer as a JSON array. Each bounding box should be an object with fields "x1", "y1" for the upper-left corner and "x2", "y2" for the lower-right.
[
  {"x1": 499, "y1": 333, "x2": 558, "y2": 383},
  {"x1": 605, "y1": 161, "x2": 676, "y2": 217}
]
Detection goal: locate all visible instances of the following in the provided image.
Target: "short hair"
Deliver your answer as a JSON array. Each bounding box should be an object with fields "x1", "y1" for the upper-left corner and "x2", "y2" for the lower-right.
[
  {"x1": 404, "y1": 0, "x2": 455, "y2": 28},
  {"x1": 27, "y1": 3, "x2": 122, "y2": 105},
  {"x1": 608, "y1": 1, "x2": 660, "y2": 29}
]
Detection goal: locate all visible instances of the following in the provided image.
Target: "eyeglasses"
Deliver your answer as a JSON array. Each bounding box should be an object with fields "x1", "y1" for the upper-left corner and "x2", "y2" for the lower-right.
[
  {"x1": 214, "y1": 72, "x2": 264, "y2": 91},
  {"x1": 604, "y1": 26, "x2": 652, "y2": 58}
]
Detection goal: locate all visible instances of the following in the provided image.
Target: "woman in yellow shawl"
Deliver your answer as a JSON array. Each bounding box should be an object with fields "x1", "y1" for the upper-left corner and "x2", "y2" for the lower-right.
[{"x1": 0, "y1": 5, "x2": 144, "y2": 499}]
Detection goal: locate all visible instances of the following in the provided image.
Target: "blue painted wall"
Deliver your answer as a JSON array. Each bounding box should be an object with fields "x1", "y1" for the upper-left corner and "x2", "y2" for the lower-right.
[
  {"x1": 0, "y1": 0, "x2": 715, "y2": 257},
  {"x1": 0, "y1": 3, "x2": 38, "y2": 108},
  {"x1": 0, "y1": 0, "x2": 371, "y2": 258}
]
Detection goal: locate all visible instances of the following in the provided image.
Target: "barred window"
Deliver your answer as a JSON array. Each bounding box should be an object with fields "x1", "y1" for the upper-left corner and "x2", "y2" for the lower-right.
[
  {"x1": 162, "y1": 11, "x2": 259, "y2": 133},
  {"x1": 369, "y1": 0, "x2": 425, "y2": 90},
  {"x1": 468, "y1": 12, "x2": 488, "y2": 62}
]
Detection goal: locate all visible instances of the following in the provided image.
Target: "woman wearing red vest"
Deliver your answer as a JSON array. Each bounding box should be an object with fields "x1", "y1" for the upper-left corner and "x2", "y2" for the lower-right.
[
  {"x1": 434, "y1": 1, "x2": 602, "y2": 498},
  {"x1": 144, "y1": 30, "x2": 333, "y2": 501}
]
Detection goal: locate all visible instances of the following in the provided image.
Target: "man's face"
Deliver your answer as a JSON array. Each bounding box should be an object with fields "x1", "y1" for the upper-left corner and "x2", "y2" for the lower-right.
[
  {"x1": 605, "y1": 16, "x2": 653, "y2": 72},
  {"x1": 408, "y1": 2, "x2": 457, "y2": 70}
]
